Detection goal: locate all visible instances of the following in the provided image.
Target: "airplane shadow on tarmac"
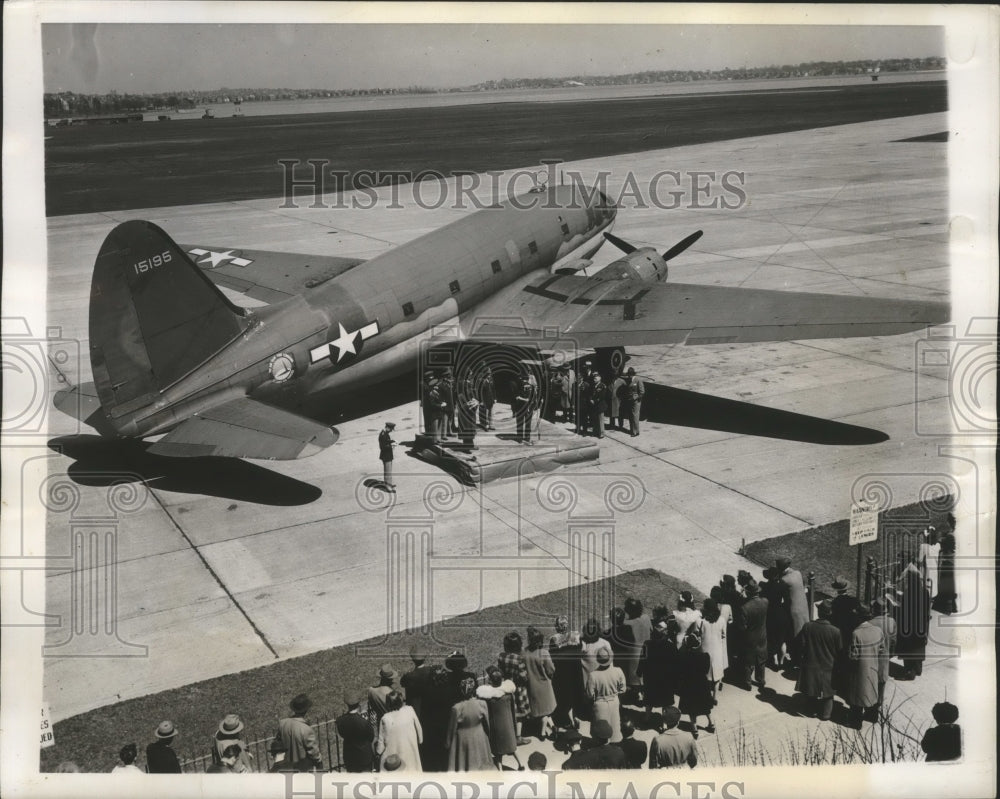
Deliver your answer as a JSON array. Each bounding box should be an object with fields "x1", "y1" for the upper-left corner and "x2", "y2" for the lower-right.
[
  {"x1": 48, "y1": 435, "x2": 322, "y2": 505},
  {"x1": 640, "y1": 382, "x2": 889, "y2": 445}
]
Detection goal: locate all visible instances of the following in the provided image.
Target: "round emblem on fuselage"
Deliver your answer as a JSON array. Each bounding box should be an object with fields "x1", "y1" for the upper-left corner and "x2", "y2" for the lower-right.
[{"x1": 269, "y1": 352, "x2": 296, "y2": 382}]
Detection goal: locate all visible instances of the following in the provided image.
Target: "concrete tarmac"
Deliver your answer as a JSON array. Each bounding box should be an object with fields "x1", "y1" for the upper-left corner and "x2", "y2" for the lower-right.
[{"x1": 41, "y1": 111, "x2": 955, "y2": 723}]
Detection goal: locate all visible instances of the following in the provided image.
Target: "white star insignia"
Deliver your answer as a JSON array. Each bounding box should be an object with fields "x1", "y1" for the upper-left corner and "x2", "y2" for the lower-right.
[
  {"x1": 187, "y1": 248, "x2": 253, "y2": 268},
  {"x1": 329, "y1": 323, "x2": 359, "y2": 362}
]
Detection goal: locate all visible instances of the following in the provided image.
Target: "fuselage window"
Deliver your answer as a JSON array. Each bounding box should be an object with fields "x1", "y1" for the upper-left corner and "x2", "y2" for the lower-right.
[
  {"x1": 491, "y1": 259, "x2": 502, "y2": 274},
  {"x1": 528, "y1": 240, "x2": 538, "y2": 255},
  {"x1": 449, "y1": 280, "x2": 461, "y2": 295},
  {"x1": 560, "y1": 222, "x2": 570, "y2": 236},
  {"x1": 402, "y1": 301, "x2": 415, "y2": 316}
]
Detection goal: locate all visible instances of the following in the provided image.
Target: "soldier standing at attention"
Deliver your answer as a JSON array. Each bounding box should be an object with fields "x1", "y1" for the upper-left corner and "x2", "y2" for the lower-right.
[
  {"x1": 379, "y1": 422, "x2": 396, "y2": 492},
  {"x1": 478, "y1": 366, "x2": 496, "y2": 430}
]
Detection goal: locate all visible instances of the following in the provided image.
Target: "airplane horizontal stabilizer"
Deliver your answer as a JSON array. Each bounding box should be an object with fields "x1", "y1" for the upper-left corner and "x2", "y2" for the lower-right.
[{"x1": 146, "y1": 397, "x2": 339, "y2": 460}]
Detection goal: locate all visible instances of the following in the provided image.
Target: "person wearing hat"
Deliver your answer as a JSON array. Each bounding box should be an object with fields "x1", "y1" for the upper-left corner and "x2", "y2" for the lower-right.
[
  {"x1": 795, "y1": 599, "x2": 842, "y2": 720},
  {"x1": 586, "y1": 371, "x2": 610, "y2": 439},
  {"x1": 584, "y1": 646, "x2": 626, "y2": 743},
  {"x1": 830, "y1": 576, "x2": 861, "y2": 644},
  {"x1": 869, "y1": 597, "x2": 897, "y2": 711},
  {"x1": 439, "y1": 368, "x2": 456, "y2": 437},
  {"x1": 111, "y1": 743, "x2": 142, "y2": 774},
  {"x1": 648, "y1": 707, "x2": 697, "y2": 769},
  {"x1": 376, "y1": 691, "x2": 423, "y2": 772},
  {"x1": 676, "y1": 629, "x2": 715, "y2": 739},
  {"x1": 335, "y1": 689, "x2": 375, "y2": 773},
  {"x1": 422, "y1": 371, "x2": 446, "y2": 442},
  {"x1": 212, "y1": 713, "x2": 253, "y2": 772},
  {"x1": 378, "y1": 422, "x2": 397, "y2": 492},
  {"x1": 145, "y1": 720, "x2": 181, "y2": 773},
  {"x1": 497, "y1": 631, "x2": 531, "y2": 744},
  {"x1": 622, "y1": 367, "x2": 644, "y2": 437},
  {"x1": 638, "y1": 617, "x2": 680, "y2": 724},
  {"x1": 838, "y1": 603, "x2": 886, "y2": 729},
  {"x1": 267, "y1": 739, "x2": 298, "y2": 773},
  {"x1": 277, "y1": 694, "x2": 322, "y2": 772},
  {"x1": 477, "y1": 365, "x2": 496, "y2": 431},
  {"x1": 608, "y1": 368, "x2": 626, "y2": 431},
  {"x1": 736, "y1": 580, "x2": 769, "y2": 692},
  {"x1": 512, "y1": 369, "x2": 538, "y2": 444},
  {"x1": 776, "y1": 557, "x2": 809, "y2": 667},
  {"x1": 400, "y1": 644, "x2": 434, "y2": 722},
  {"x1": 445, "y1": 677, "x2": 494, "y2": 771},
  {"x1": 548, "y1": 616, "x2": 585, "y2": 734},
  {"x1": 368, "y1": 665, "x2": 399, "y2": 725},
  {"x1": 921, "y1": 701, "x2": 961, "y2": 761},
  {"x1": 562, "y1": 718, "x2": 625, "y2": 769}
]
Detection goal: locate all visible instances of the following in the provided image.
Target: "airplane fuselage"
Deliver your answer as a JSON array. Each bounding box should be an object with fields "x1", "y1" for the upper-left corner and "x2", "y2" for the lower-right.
[{"x1": 117, "y1": 185, "x2": 616, "y2": 437}]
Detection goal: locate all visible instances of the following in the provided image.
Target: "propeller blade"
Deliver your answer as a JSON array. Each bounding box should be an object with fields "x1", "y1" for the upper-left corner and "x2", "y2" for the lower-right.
[
  {"x1": 662, "y1": 230, "x2": 703, "y2": 261},
  {"x1": 603, "y1": 231, "x2": 637, "y2": 254}
]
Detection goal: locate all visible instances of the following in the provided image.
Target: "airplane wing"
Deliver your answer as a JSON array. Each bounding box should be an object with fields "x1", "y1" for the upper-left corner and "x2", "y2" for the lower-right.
[
  {"x1": 180, "y1": 243, "x2": 365, "y2": 304},
  {"x1": 463, "y1": 273, "x2": 949, "y2": 345},
  {"x1": 146, "y1": 397, "x2": 339, "y2": 459}
]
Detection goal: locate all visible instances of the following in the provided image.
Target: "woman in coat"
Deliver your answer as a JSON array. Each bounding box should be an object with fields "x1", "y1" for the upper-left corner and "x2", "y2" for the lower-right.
[
  {"x1": 933, "y1": 531, "x2": 957, "y2": 614},
  {"x1": 759, "y1": 569, "x2": 787, "y2": 668},
  {"x1": 698, "y1": 598, "x2": 728, "y2": 698},
  {"x1": 376, "y1": 691, "x2": 423, "y2": 771},
  {"x1": 676, "y1": 630, "x2": 715, "y2": 738},
  {"x1": 523, "y1": 626, "x2": 556, "y2": 738},
  {"x1": 497, "y1": 631, "x2": 531, "y2": 744},
  {"x1": 622, "y1": 598, "x2": 652, "y2": 703},
  {"x1": 548, "y1": 616, "x2": 584, "y2": 732},
  {"x1": 897, "y1": 568, "x2": 932, "y2": 678},
  {"x1": 476, "y1": 667, "x2": 522, "y2": 771},
  {"x1": 445, "y1": 678, "x2": 495, "y2": 771},
  {"x1": 584, "y1": 647, "x2": 626, "y2": 742},
  {"x1": 637, "y1": 617, "x2": 679, "y2": 721},
  {"x1": 604, "y1": 607, "x2": 637, "y2": 688}
]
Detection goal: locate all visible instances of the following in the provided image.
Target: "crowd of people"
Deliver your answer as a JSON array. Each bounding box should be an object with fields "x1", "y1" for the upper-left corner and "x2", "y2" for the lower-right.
[
  {"x1": 117, "y1": 540, "x2": 958, "y2": 775},
  {"x1": 417, "y1": 359, "x2": 646, "y2": 448}
]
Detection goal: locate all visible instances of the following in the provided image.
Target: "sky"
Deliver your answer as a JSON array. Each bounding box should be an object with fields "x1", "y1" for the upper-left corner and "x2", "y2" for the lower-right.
[{"x1": 42, "y1": 23, "x2": 944, "y2": 95}]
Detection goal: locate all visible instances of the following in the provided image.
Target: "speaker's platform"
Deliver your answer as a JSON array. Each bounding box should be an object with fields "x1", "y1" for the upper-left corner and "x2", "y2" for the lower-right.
[{"x1": 410, "y1": 422, "x2": 600, "y2": 484}]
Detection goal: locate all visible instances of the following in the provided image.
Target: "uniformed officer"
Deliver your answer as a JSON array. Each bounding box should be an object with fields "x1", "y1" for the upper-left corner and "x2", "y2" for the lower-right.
[{"x1": 378, "y1": 422, "x2": 396, "y2": 492}]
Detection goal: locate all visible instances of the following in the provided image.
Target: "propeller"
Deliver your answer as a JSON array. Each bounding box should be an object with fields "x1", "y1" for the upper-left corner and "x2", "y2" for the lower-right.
[{"x1": 604, "y1": 229, "x2": 704, "y2": 261}]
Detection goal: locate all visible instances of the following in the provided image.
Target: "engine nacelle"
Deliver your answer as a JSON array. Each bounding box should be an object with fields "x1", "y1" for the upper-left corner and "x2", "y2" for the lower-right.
[{"x1": 591, "y1": 248, "x2": 668, "y2": 282}]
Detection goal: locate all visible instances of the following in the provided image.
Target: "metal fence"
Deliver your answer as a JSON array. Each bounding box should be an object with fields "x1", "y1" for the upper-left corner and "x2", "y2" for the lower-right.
[{"x1": 179, "y1": 716, "x2": 343, "y2": 774}]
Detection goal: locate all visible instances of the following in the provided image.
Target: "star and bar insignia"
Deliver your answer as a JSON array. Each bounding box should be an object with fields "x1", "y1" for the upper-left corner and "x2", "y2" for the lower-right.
[{"x1": 309, "y1": 321, "x2": 380, "y2": 365}]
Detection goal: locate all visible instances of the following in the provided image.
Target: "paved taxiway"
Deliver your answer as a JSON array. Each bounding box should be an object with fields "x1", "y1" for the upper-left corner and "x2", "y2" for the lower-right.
[{"x1": 39, "y1": 112, "x2": 956, "y2": 723}]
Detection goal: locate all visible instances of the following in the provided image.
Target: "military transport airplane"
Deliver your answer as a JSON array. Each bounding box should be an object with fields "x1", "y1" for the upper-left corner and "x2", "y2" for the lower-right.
[{"x1": 55, "y1": 184, "x2": 949, "y2": 459}]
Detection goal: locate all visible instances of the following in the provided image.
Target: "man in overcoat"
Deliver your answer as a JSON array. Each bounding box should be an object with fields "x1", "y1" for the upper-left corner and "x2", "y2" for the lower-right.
[
  {"x1": 868, "y1": 598, "x2": 897, "y2": 709},
  {"x1": 839, "y1": 603, "x2": 886, "y2": 728},
  {"x1": 736, "y1": 581, "x2": 769, "y2": 691},
  {"x1": 777, "y1": 557, "x2": 809, "y2": 665},
  {"x1": 795, "y1": 599, "x2": 841, "y2": 720},
  {"x1": 622, "y1": 367, "x2": 645, "y2": 437},
  {"x1": 477, "y1": 366, "x2": 496, "y2": 430}
]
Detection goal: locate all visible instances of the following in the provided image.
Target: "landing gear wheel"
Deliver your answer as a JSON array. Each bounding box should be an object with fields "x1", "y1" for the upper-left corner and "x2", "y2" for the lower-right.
[{"x1": 595, "y1": 347, "x2": 627, "y2": 377}]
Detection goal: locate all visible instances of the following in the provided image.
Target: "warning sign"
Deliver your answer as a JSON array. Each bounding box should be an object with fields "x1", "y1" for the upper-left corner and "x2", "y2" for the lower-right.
[
  {"x1": 41, "y1": 704, "x2": 54, "y2": 749},
  {"x1": 850, "y1": 503, "x2": 879, "y2": 546}
]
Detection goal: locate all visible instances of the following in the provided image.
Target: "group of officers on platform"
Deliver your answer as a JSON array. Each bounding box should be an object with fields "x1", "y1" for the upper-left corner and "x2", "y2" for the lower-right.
[{"x1": 419, "y1": 357, "x2": 646, "y2": 445}]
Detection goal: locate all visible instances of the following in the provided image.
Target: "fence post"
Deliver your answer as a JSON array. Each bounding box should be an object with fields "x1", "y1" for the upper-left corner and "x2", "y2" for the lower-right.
[
  {"x1": 865, "y1": 556, "x2": 876, "y2": 604},
  {"x1": 806, "y1": 570, "x2": 815, "y2": 620}
]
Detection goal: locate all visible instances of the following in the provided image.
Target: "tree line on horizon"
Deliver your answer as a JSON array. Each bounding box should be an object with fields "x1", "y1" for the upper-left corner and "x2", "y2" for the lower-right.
[{"x1": 44, "y1": 56, "x2": 944, "y2": 118}]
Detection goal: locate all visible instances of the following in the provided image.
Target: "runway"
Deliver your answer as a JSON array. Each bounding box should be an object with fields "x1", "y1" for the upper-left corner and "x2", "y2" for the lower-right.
[{"x1": 40, "y1": 110, "x2": 952, "y2": 722}]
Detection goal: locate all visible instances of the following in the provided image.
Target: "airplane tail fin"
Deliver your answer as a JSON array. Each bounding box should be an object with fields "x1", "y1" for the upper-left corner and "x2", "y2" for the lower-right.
[{"x1": 89, "y1": 220, "x2": 249, "y2": 425}]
